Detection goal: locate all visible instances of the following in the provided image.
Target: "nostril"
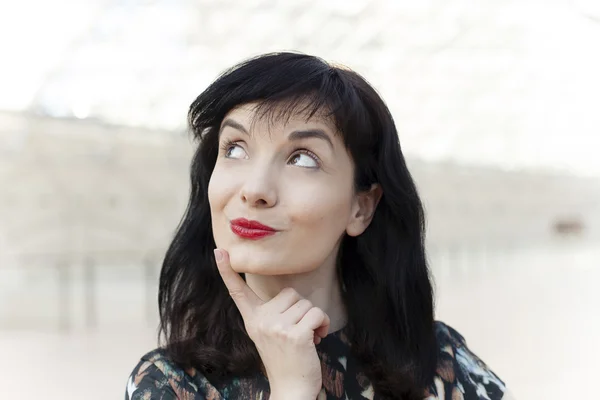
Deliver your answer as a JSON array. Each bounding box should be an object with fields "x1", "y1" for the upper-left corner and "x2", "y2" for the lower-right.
[{"x1": 239, "y1": 187, "x2": 277, "y2": 207}]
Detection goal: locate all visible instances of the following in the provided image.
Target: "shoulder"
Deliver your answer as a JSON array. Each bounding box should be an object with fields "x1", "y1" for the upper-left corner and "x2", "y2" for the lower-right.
[
  {"x1": 427, "y1": 321, "x2": 508, "y2": 400},
  {"x1": 125, "y1": 349, "x2": 221, "y2": 400}
]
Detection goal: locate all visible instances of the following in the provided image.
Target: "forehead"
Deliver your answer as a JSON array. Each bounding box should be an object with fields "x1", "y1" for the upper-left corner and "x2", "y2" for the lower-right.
[{"x1": 223, "y1": 102, "x2": 338, "y2": 135}]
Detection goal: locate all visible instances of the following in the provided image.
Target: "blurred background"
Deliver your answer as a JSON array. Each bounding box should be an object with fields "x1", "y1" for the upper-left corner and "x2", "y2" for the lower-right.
[{"x1": 1, "y1": 0, "x2": 599, "y2": 399}]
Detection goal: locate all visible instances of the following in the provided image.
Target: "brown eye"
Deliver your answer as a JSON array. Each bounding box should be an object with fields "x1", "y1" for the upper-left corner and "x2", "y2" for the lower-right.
[{"x1": 289, "y1": 151, "x2": 319, "y2": 168}]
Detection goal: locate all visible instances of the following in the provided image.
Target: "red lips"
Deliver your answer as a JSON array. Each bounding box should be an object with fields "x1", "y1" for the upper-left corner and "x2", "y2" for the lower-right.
[{"x1": 230, "y1": 218, "x2": 277, "y2": 239}]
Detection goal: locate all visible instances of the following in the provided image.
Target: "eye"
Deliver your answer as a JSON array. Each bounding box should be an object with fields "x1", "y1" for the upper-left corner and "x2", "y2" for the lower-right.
[
  {"x1": 289, "y1": 150, "x2": 319, "y2": 169},
  {"x1": 222, "y1": 141, "x2": 247, "y2": 159}
]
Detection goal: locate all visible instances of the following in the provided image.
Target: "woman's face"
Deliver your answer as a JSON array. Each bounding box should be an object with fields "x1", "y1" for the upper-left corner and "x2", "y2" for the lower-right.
[{"x1": 208, "y1": 103, "x2": 372, "y2": 275}]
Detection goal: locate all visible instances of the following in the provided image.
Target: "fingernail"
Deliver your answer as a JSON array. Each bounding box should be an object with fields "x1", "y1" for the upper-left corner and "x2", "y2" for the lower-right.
[{"x1": 213, "y1": 249, "x2": 223, "y2": 262}]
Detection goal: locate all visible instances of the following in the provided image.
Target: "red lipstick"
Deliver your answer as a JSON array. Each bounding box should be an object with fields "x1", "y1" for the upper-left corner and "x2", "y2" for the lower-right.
[{"x1": 230, "y1": 218, "x2": 277, "y2": 239}]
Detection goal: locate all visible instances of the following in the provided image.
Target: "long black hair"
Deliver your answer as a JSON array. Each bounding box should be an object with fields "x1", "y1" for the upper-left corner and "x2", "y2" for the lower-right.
[{"x1": 159, "y1": 52, "x2": 437, "y2": 399}]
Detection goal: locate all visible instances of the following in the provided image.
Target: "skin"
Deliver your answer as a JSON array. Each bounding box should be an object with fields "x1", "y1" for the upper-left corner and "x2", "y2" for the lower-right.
[
  {"x1": 214, "y1": 249, "x2": 329, "y2": 399},
  {"x1": 208, "y1": 103, "x2": 382, "y2": 333}
]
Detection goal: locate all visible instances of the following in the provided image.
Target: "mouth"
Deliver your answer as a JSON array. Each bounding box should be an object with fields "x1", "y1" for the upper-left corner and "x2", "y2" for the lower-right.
[{"x1": 230, "y1": 218, "x2": 278, "y2": 240}]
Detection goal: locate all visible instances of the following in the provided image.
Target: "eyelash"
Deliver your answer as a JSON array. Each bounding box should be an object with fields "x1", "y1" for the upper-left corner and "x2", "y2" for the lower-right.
[
  {"x1": 293, "y1": 149, "x2": 321, "y2": 168},
  {"x1": 219, "y1": 139, "x2": 322, "y2": 168},
  {"x1": 219, "y1": 138, "x2": 238, "y2": 154}
]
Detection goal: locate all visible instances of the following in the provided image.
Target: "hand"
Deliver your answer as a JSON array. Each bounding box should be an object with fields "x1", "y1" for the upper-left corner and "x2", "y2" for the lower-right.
[{"x1": 214, "y1": 248, "x2": 329, "y2": 399}]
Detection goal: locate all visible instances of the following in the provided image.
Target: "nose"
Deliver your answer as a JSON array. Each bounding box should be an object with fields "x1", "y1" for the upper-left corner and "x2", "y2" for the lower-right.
[{"x1": 239, "y1": 163, "x2": 278, "y2": 208}]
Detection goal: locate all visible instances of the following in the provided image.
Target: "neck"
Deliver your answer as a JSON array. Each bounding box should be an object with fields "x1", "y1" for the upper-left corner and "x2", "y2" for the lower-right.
[{"x1": 244, "y1": 261, "x2": 347, "y2": 334}]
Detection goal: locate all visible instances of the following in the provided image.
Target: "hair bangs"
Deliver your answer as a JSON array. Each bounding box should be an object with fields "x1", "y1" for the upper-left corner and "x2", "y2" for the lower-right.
[{"x1": 188, "y1": 52, "x2": 374, "y2": 153}]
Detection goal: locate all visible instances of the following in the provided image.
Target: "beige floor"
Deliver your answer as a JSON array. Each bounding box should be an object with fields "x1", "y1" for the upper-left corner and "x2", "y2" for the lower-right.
[
  {"x1": 1, "y1": 241, "x2": 598, "y2": 400},
  {"x1": 435, "y1": 242, "x2": 600, "y2": 399}
]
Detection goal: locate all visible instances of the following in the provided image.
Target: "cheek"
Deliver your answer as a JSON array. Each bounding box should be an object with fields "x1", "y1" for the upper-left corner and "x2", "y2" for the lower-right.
[
  {"x1": 208, "y1": 164, "x2": 233, "y2": 210},
  {"x1": 208, "y1": 165, "x2": 237, "y2": 247},
  {"x1": 286, "y1": 179, "x2": 354, "y2": 237},
  {"x1": 207, "y1": 173, "x2": 219, "y2": 209},
  {"x1": 208, "y1": 166, "x2": 232, "y2": 253},
  {"x1": 262, "y1": 183, "x2": 353, "y2": 273}
]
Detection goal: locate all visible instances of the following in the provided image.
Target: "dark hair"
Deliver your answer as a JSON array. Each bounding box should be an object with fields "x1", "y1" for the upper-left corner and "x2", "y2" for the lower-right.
[{"x1": 159, "y1": 52, "x2": 437, "y2": 399}]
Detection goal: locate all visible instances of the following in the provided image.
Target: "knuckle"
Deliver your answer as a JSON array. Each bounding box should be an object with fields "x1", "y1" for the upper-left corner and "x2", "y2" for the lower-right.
[
  {"x1": 281, "y1": 287, "x2": 298, "y2": 298},
  {"x1": 309, "y1": 306, "x2": 323, "y2": 316},
  {"x1": 288, "y1": 328, "x2": 309, "y2": 344},
  {"x1": 286, "y1": 327, "x2": 301, "y2": 340},
  {"x1": 270, "y1": 322, "x2": 285, "y2": 334},
  {"x1": 257, "y1": 320, "x2": 286, "y2": 337},
  {"x1": 256, "y1": 320, "x2": 270, "y2": 333},
  {"x1": 297, "y1": 299, "x2": 312, "y2": 309}
]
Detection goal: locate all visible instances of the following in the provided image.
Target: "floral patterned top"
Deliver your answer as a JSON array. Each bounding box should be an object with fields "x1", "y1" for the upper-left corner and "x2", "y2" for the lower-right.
[{"x1": 125, "y1": 321, "x2": 506, "y2": 400}]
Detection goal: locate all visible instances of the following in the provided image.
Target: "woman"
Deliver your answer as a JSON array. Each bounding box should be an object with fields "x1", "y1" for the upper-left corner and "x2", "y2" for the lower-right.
[{"x1": 126, "y1": 52, "x2": 513, "y2": 399}]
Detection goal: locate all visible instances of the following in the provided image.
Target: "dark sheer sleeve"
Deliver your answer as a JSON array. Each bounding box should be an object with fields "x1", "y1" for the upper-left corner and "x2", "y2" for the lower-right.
[
  {"x1": 125, "y1": 350, "x2": 209, "y2": 400},
  {"x1": 125, "y1": 359, "x2": 178, "y2": 400},
  {"x1": 428, "y1": 321, "x2": 507, "y2": 400}
]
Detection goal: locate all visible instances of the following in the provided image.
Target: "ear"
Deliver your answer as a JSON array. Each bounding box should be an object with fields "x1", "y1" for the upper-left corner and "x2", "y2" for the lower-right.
[{"x1": 346, "y1": 183, "x2": 383, "y2": 237}]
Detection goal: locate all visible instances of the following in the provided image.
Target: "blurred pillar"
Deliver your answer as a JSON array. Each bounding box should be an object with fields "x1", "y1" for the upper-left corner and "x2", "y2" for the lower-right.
[
  {"x1": 84, "y1": 257, "x2": 96, "y2": 330},
  {"x1": 57, "y1": 259, "x2": 70, "y2": 332},
  {"x1": 144, "y1": 256, "x2": 155, "y2": 327}
]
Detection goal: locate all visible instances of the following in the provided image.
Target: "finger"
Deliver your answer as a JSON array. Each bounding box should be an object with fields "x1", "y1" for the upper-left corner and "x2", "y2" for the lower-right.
[
  {"x1": 266, "y1": 288, "x2": 303, "y2": 314},
  {"x1": 280, "y1": 298, "x2": 313, "y2": 325},
  {"x1": 313, "y1": 333, "x2": 321, "y2": 345},
  {"x1": 315, "y1": 324, "x2": 329, "y2": 339},
  {"x1": 296, "y1": 307, "x2": 330, "y2": 338},
  {"x1": 214, "y1": 249, "x2": 263, "y2": 317}
]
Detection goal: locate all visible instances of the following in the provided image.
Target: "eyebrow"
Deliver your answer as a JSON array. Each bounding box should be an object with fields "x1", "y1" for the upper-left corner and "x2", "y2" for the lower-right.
[
  {"x1": 220, "y1": 118, "x2": 249, "y2": 135},
  {"x1": 289, "y1": 129, "x2": 333, "y2": 150},
  {"x1": 220, "y1": 118, "x2": 334, "y2": 150}
]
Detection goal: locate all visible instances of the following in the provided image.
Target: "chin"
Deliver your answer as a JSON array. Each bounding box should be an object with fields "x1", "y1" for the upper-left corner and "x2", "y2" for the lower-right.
[
  {"x1": 230, "y1": 260, "x2": 299, "y2": 276},
  {"x1": 228, "y1": 249, "x2": 316, "y2": 276},
  {"x1": 234, "y1": 266, "x2": 289, "y2": 276}
]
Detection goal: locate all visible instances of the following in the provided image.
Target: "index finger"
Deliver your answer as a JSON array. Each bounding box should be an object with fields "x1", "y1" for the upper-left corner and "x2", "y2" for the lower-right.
[{"x1": 214, "y1": 249, "x2": 263, "y2": 317}]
